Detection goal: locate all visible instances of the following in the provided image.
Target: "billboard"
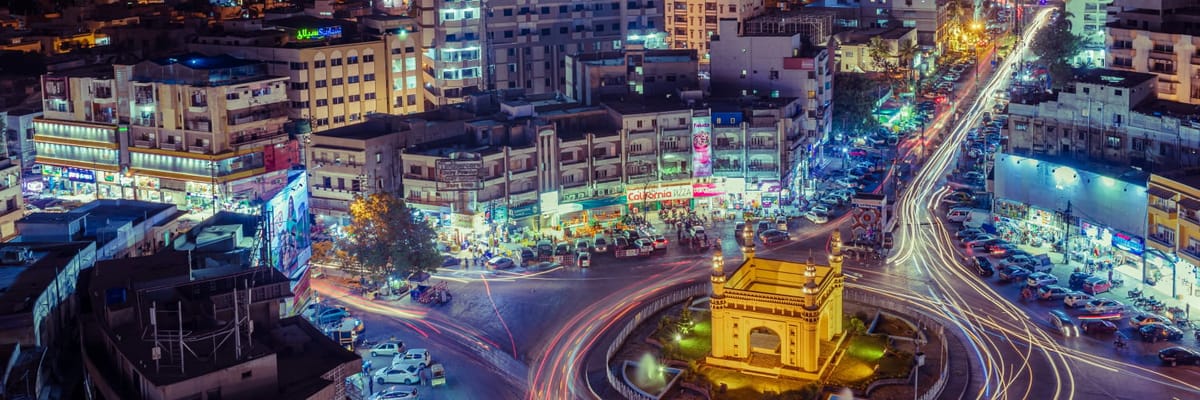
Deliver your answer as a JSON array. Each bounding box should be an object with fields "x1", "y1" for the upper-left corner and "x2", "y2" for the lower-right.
[
  {"x1": 627, "y1": 184, "x2": 693, "y2": 203},
  {"x1": 436, "y1": 159, "x2": 484, "y2": 191},
  {"x1": 692, "y1": 116, "x2": 713, "y2": 177},
  {"x1": 265, "y1": 170, "x2": 312, "y2": 283}
]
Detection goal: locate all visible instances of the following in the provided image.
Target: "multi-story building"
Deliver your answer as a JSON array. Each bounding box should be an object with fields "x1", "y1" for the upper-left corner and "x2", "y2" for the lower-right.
[
  {"x1": 0, "y1": 243, "x2": 97, "y2": 348},
  {"x1": 35, "y1": 54, "x2": 295, "y2": 214},
  {"x1": 564, "y1": 46, "x2": 700, "y2": 106},
  {"x1": 189, "y1": 15, "x2": 425, "y2": 131},
  {"x1": 886, "y1": 0, "x2": 949, "y2": 49},
  {"x1": 4, "y1": 106, "x2": 41, "y2": 173},
  {"x1": 16, "y1": 199, "x2": 183, "y2": 259},
  {"x1": 308, "y1": 114, "x2": 466, "y2": 226},
  {"x1": 1067, "y1": 0, "x2": 1113, "y2": 67},
  {"x1": 1004, "y1": 68, "x2": 1200, "y2": 171},
  {"x1": 412, "y1": 0, "x2": 485, "y2": 105},
  {"x1": 1145, "y1": 169, "x2": 1200, "y2": 300},
  {"x1": 833, "y1": 26, "x2": 918, "y2": 73},
  {"x1": 1105, "y1": 0, "x2": 1200, "y2": 104},
  {"x1": 77, "y1": 251, "x2": 359, "y2": 400},
  {"x1": 664, "y1": 0, "x2": 763, "y2": 64}
]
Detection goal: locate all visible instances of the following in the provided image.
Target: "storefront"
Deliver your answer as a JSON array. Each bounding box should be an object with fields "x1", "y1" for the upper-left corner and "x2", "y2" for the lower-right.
[
  {"x1": 558, "y1": 196, "x2": 625, "y2": 238},
  {"x1": 41, "y1": 165, "x2": 99, "y2": 198},
  {"x1": 1074, "y1": 221, "x2": 1144, "y2": 269},
  {"x1": 1144, "y1": 249, "x2": 1197, "y2": 298}
]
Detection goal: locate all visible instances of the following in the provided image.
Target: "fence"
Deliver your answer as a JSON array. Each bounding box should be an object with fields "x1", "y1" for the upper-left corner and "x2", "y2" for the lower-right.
[
  {"x1": 604, "y1": 282, "x2": 710, "y2": 400},
  {"x1": 844, "y1": 289, "x2": 954, "y2": 400}
]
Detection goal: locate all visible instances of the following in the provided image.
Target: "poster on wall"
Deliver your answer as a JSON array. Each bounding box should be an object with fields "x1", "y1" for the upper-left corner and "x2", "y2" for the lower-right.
[
  {"x1": 265, "y1": 171, "x2": 313, "y2": 281},
  {"x1": 692, "y1": 116, "x2": 713, "y2": 177}
]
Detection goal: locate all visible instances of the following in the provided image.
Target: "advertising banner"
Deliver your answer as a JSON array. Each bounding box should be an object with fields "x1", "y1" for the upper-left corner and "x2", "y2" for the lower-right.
[
  {"x1": 692, "y1": 183, "x2": 724, "y2": 197},
  {"x1": 436, "y1": 159, "x2": 484, "y2": 191},
  {"x1": 627, "y1": 185, "x2": 693, "y2": 203},
  {"x1": 692, "y1": 116, "x2": 713, "y2": 177},
  {"x1": 265, "y1": 171, "x2": 312, "y2": 280}
]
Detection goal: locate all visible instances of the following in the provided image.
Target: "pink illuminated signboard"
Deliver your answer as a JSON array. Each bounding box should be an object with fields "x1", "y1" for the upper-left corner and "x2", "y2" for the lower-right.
[{"x1": 692, "y1": 116, "x2": 713, "y2": 177}]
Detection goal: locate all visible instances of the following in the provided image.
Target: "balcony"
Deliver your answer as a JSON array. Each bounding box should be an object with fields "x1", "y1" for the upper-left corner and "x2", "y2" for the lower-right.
[
  {"x1": 748, "y1": 164, "x2": 777, "y2": 172},
  {"x1": 713, "y1": 162, "x2": 741, "y2": 172},
  {"x1": 188, "y1": 145, "x2": 209, "y2": 154},
  {"x1": 1149, "y1": 202, "x2": 1177, "y2": 216},
  {"x1": 628, "y1": 150, "x2": 656, "y2": 160},
  {"x1": 747, "y1": 140, "x2": 777, "y2": 150},
  {"x1": 227, "y1": 103, "x2": 287, "y2": 126},
  {"x1": 595, "y1": 174, "x2": 621, "y2": 183},
  {"x1": 406, "y1": 197, "x2": 452, "y2": 207},
  {"x1": 714, "y1": 142, "x2": 741, "y2": 151},
  {"x1": 561, "y1": 155, "x2": 585, "y2": 165},
  {"x1": 403, "y1": 173, "x2": 435, "y2": 181},
  {"x1": 1148, "y1": 232, "x2": 1175, "y2": 247},
  {"x1": 661, "y1": 144, "x2": 689, "y2": 153},
  {"x1": 133, "y1": 137, "x2": 156, "y2": 149},
  {"x1": 1181, "y1": 245, "x2": 1200, "y2": 263},
  {"x1": 509, "y1": 169, "x2": 536, "y2": 180},
  {"x1": 660, "y1": 172, "x2": 691, "y2": 181},
  {"x1": 161, "y1": 141, "x2": 184, "y2": 151},
  {"x1": 510, "y1": 186, "x2": 537, "y2": 196},
  {"x1": 562, "y1": 180, "x2": 587, "y2": 188}
]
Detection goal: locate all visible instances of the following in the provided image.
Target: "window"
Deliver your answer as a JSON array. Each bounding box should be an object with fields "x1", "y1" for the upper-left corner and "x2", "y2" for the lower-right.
[
  {"x1": 349, "y1": 94, "x2": 361, "y2": 102},
  {"x1": 332, "y1": 97, "x2": 343, "y2": 105},
  {"x1": 503, "y1": 8, "x2": 512, "y2": 16},
  {"x1": 364, "y1": 73, "x2": 375, "y2": 81},
  {"x1": 408, "y1": 94, "x2": 417, "y2": 105},
  {"x1": 347, "y1": 56, "x2": 359, "y2": 64},
  {"x1": 290, "y1": 82, "x2": 309, "y2": 90},
  {"x1": 364, "y1": 92, "x2": 376, "y2": 100},
  {"x1": 1106, "y1": 136, "x2": 1121, "y2": 149},
  {"x1": 1133, "y1": 138, "x2": 1146, "y2": 152},
  {"x1": 363, "y1": 54, "x2": 374, "y2": 62},
  {"x1": 314, "y1": 60, "x2": 326, "y2": 68},
  {"x1": 316, "y1": 99, "x2": 328, "y2": 106},
  {"x1": 331, "y1": 58, "x2": 343, "y2": 66},
  {"x1": 376, "y1": 152, "x2": 382, "y2": 162},
  {"x1": 332, "y1": 77, "x2": 344, "y2": 85},
  {"x1": 315, "y1": 80, "x2": 327, "y2": 88},
  {"x1": 289, "y1": 62, "x2": 308, "y2": 70},
  {"x1": 334, "y1": 115, "x2": 346, "y2": 123},
  {"x1": 504, "y1": 31, "x2": 514, "y2": 38},
  {"x1": 347, "y1": 76, "x2": 360, "y2": 83}
]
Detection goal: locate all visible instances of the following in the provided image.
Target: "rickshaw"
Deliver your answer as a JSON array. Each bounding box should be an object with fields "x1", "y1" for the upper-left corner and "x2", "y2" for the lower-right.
[{"x1": 430, "y1": 363, "x2": 446, "y2": 387}]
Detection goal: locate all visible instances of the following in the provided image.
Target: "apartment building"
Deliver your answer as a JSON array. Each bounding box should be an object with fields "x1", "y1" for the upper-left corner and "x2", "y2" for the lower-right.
[
  {"x1": 78, "y1": 252, "x2": 359, "y2": 400},
  {"x1": 4, "y1": 106, "x2": 41, "y2": 173},
  {"x1": 412, "y1": 0, "x2": 485, "y2": 106},
  {"x1": 1145, "y1": 169, "x2": 1200, "y2": 299},
  {"x1": 664, "y1": 0, "x2": 763, "y2": 64},
  {"x1": 564, "y1": 46, "x2": 700, "y2": 106},
  {"x1": 833, "y1": 26, "x2": 918, "y2": 73},
  {"x1": 308, "y1": 114, "x2": 466, "y2": 225},
  {"x1": 1106, "y1": 0, "x2": 1200, "y2": 104},
  {"x1": 190, "y1": 15, "x2": 425, "y2": 132},
  {"x1": 1066, "y1": 0, "x2": 1113, "y2": 67},
  {"x1": 0, "y1": 137, "x2": 22, "y2": 239},
  {"x1": 1004, "y1": 68, "x2": 1200, "y2": 171},
  {"x1": 35, "y1": 54, "x2": 294, "y2": 214}
]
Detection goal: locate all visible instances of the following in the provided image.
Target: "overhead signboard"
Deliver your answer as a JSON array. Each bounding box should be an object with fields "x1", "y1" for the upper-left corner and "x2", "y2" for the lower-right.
[{"x1": 436, "y1": 159, "x2": 483, "y2": 191}]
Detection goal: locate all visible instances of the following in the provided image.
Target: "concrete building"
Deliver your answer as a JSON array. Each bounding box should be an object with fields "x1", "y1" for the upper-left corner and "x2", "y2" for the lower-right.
[
  {"x1": 564, "y1": 46, "x2": 700, "y2": 106},
  {"x1": 0, "y1": 148, "x2": 22, "y2": 240},
  {"x1": 0, "y1": 242, "x2": 97, "y2": 347},
  {"x1": 663, "y1": 0, "x2": 764, "y2": 64},
  {"x1": 1066, "y1": 0, "x2": 1114, "y2": 67},
  {"x1": 308, "y1": 114, "x2": 466, "y2": 225},
  {"x1": 707, "y1": 230, "x2": 845, "y2": 378},
  {"x1": 77, "y1": 252, "x2": 359, "y2": 400},
  {"x1": 833, "y1": 26, "x2": 918, "y2": 73},
  {"x1": 1004, "y1": 68, "x2": 1200, "y2": 171},
  {"x1": 411, "y1": 0, "x2": 485, "y2": 105},
  {"x1": 16, "y1": 199, "x2": 185, "y2": 260},
  {"x1": 1105, "y1": 0, "x2": 1200, "y2": 104},
  {"x1": 35, "y1": 54, "x2": 295, "y2": 214},
  {"x1": 1145, "y1": 169, "x2": 1200, "y2": 300},
  {"x1": 189, "y1": 15, "x2": 426, "y2": 131},
  {"x1": 4, "y1": 106, "x2": 41, "y2": 174}
]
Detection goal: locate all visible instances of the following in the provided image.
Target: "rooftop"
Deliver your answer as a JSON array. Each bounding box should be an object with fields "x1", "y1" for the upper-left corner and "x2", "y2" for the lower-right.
[
  {"x1": 601, "y1": 97, "x2": 696, "y2": 115},
  {"x1": 726, "y1": 255, "x2": 833, "y2": 297},
  {"x1": 0, "y1": 242, "x2": 93, "y2": 316},
  {"x1": 1154, "y1": 168, "x2": 1200, "y2": 191},
  {"x1": 1073, "y1": 68, "x2": 1156, "y2": 89},
  {"x1": 1132, "y1": 99, "x2": 1200, "y2": 122},
  {"x1": 1000, "y1": 152, "x2": 1149, "y2": 186},
  {"x1": 149, "y1": 53, "x2": 260, "y2": 70}
]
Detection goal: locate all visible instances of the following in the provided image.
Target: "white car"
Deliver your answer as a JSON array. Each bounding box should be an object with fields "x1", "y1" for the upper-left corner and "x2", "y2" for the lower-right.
[
  {"x1": 1026, "y1": 272, "x2": 1058, "y2": 287},
  {"x1": 1062, "y1": 292, "x2": 1093, "y2": 308},
  {"x1": 1085, "y1": 299, "x2": 1125, "y2": 314},
  {"x1": 804, "y1": 211, "x2": 829, "y2": 224},
  {"x1": 370, "y1": 386, "x2": 419, "y2": 400},
  {"x1": 810, "y1": 204, "x2": 830, "y2": 215},
  {"x1": 374, "y1": 365, "x2": 422, "y2": 385},
  {"x1": 369, "y1": 342, "x2": 405, "y2": 357},
  {"x1": 392, "y1": 348, "x2": 432, "y2": 369}
]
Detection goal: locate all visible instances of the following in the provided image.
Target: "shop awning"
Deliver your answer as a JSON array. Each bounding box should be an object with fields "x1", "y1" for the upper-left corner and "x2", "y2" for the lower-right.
[
  {"x1": 1147, "y1": 186, "x2": 1177, "y2": 200},
  {"x1": 1179, "y1": 197, "x2": 1200, "y2": 211}
]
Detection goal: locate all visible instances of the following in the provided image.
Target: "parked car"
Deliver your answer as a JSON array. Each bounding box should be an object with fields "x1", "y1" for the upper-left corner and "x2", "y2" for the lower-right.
[
  {"x1": 519, "y1": 247, "x2": 536, "y2": 262},
  {"x1": 309, "y1": 307, "x2": 349, "y2": 326},
  {"x1": 1139, "y1": 323, "x2": 1184, "y2": 342},
  {"x1": 486, "y1": 257, "x2": 515, "y2": 270},
  {"x1": 1062, "y1": 292, "x2": 1093, "y2": 308},
  {"x1": 369, "y1": 342, "x2": 406, "y2": 357},
  {"x1": 964, "y1": 235, "x2": 998, "y2": 248},
  {"x1": 1047, "y1": 310, "x2": 1078, "y2": 337},
  {"x1": 374, "y1": 365, "x2": 422, "y2": 385},
  {"x1": 1037, "y1": 285, "x2": 1070, "y2": 300},
  {"x1": 1027, "y1": 272, "x2": 1058, "y2": 287},
  {"x1": 1079, "y1": 320, "x2": 1118, "y2": 335},
  {"x1": 370, "y1": 387, "x2": 420, "y2": 400},
  {"x1": 652, "y1": 235, "x2": 669, "y2": 249},
  {"x1": 810, "y1": 204, "x2": 831, "y2": 215},
  {"x1": 1131, "y1": 313, "x2": 1172, "y2": 328},
  {"x1": 956, "y1": 228, "x2": 985, "y2": 239},
  {"x1": 576, "y1": 251, "x2": 591, "y2": 268},
  {"x1": 575, "y1": 239, "x2": 591, "y2": 253},
  {"x1": 593, "y1": 236, "x2": 609, "y2": 253},
  {"x1": 804, "y1": 211, "x2": 830, "y2": 224},
  {"x1": 1084, "y1": 298, "x2": 1125, "y2": 314},
  {"x1": 392, "y1": 349, "x2": 432, "y2": 369},
  {"x1": 988, "y1": 243, "x2": 1021, "y2": 256},
  {"x1": 1082, "y1": 277, "x2": 1113, "y2": 294},
  {"x1": 998, "y1": 266, "x2": 1032, "y2": 281},
  {"x1": 758, "y1": 229, "x2": 790, "y2": 245},
  {"x1": 554, "y1": 243, "x2": 573, "y2": 256},
  {"x1": 1068, "y1": 272, "x2": 1092, "y2": 290},
  {"x1": 1159, "y1": 347, "x2": 1200, "y2": 366},
  {"x1": 971, "y1": 256, "x2": 995, "y2": 277}
]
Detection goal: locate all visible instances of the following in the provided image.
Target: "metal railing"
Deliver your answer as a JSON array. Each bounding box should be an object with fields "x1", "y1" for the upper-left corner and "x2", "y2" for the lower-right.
[
  {"x1": 605, "y1": 282, "x2": 709, "y2": 400},
  {"x1": 843, "y1": 289, "x2": 954, "y2": 400}
]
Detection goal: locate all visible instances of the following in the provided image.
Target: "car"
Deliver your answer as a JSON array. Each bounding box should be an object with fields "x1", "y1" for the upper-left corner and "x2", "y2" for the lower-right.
[
  {"x1": 819, "y1": 195, "x2": 842, "y2": 206},
  {"x1": 369, "y1": 387, "x2": 420, "y2": 400},
  {"x1": 689, "y1": 226, "x2": 706, "y2": 238},
  {"x1": 1082, "y1": 277, "x2": 1113, "y2": 294},
  {"x1": 369, "y1": 342, "x2": 406, "y2": 357},
  {"x1": 834, "y1": 176, "x2": 860, "y2": 188},
  {"x1": 998, "y1": 266, "x2": 1031, "y2": 281},
  {"x1": 593, "y1": 237, "x2": 609, "y2": 253},
  {"x1": 1026, "y1": 272, "x2": 1058, "y2": 287},
  {"x1": 810, "y1": 204, "x2": 830, "y2": 215},
  {"x1": 1062, "y1": 292, "x2": 1093, "y2": 308},
  {"x1": 964, "y1": 235, "x2": 998, "y2": 248},
  {"x1": 831, "y1": 189, "x2": 855, "y2": 202},
  {"x1": 999, "y1": 254, "x2": 1034, "y2": 267},
  {"x1": 535, "y1": 240, "x2": 554, "y2": 257},
  {"x1": 652, "y1": 235, "x2": 669, "y2": 249},
  {"x1": 963, "y1": 171, "x2": 985, "y2": 181},
  {"x1": 486, "y1": 257, "x2": 515, "y2": 270},
  {"x1": 944, "y1": 192, "x2": 974, "y2": 203},
  {"x1": 1084, "y1": 298, "x2": 1125, "y2": 314},
  {"x1": 576, "y1": 251, "x2": 591, "y2": 268},
  {"x1": 392, "y1": 349, "x2": 432, "y2": 369},
  {"x1": 309, "y1": 307, "x2": 349, "y2": 326},
  {"x1": 804, "y1": 211, "x2": 829, "y2": 224},
  {"x1": 1068, "y1": 272, "x2": 1092, "y2": 290},
  {"x1": 967, "y1": 238, "x2": 1000, "y2": 252},
  {"x1": 775, "y1": 216, "x2": 789, "y2": 231},
  {"x1": 759, "y1": 229, "x2": 790, "y2": 245},
  {"x1": 971, "y1": 256, "x2": 995, "y2": 277},
  {"x1": 842, "y1": 240, "x2": 876, "y2": 258},
  {"x1": 988, "y1": 243, "x2": 1021, "y2": 256},
  {"x1": 1037, "y1": 285, "x2": 1070, "y2": 300},
  {"x1": 575, "y1": 239, "x2": 591, "y2": 253},
  {"x1": 1139, "y1": 323, "x2": 1184, "y2": 342},
  {"x1": 1159, "y1": 347, "x2": 1200, "y2": 366},
  {"x1": 1079, "y1": 320, "x2": 1118, "y2": 335},
  {"x1": 554, "y1": 243, "x2": 573, "y2": 256},
  {"x1": 1047, "y1": 310, "x2": 1078, "y2": 337},
  {"x1": 633, "y1": 238, "x2": 655, "y2": 253},
  {"x1": 848, "y1": 148, "x2": 868, "y2": 157},
  {"x1": 1131, "y1": 313, "x2": 1171, "y2": 328},
  {"x1": 375, "y1": 364, "x2": 422, "y2": 385},
  {"x1": 956, "y1": 228, "x2": 984, "y2": 239},
  {"x1": 518, "y1": 247, "x2": 536, "y2": 262}
]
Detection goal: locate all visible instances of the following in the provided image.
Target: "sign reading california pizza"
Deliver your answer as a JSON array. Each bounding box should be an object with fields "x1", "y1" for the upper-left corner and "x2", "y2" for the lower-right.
[{"x1": 627, "y1": 185, "x2": 693, "y2": 203}]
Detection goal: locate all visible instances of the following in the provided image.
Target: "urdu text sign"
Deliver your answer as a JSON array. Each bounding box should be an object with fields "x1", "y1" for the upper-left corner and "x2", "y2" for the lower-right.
[{"x1": 436, "y1": 160, "x2": 484, "y2": 191}]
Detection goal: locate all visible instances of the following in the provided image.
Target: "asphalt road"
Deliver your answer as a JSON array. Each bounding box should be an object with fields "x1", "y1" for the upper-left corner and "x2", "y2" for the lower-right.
[{"x1": 313, "y1": 9, "x2": 1200, "y2": 400}]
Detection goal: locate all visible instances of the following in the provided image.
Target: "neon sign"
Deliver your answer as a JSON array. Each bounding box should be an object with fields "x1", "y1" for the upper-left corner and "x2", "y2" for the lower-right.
[{"x1": 296, "y1": 26, "x2": 343, "y2": 40}]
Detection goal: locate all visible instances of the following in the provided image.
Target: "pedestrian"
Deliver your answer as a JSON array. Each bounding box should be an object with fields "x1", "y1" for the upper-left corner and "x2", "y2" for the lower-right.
[{"x1": 1108, "y1": 269, "x2": 1113, "y2": 283}]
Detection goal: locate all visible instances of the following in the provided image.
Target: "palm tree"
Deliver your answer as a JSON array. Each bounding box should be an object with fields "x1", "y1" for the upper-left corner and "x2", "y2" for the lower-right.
[
  {"x1": 896, "y1": 41, "x2": 921, "y2": 92},
  {"x1": 867, "y1": 37, "x2": 893, "y2": 74}
]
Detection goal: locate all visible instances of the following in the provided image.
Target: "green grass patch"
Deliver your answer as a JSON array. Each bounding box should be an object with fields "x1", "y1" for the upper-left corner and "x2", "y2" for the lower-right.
[{"x1": 676, "y1": 320, "x2": 712, "y2": 361}]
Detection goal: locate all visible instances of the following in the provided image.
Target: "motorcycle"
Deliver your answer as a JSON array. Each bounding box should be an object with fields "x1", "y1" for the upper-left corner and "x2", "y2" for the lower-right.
[
  {"x1": 1127, "y1": 288, "x2": 1143, "y2": 299},
  {"x1": 1111, "y1": 277, "x2": 1124, "y2": 288}
]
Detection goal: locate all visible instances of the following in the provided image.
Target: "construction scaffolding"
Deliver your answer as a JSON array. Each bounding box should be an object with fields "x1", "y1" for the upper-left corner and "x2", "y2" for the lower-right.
[{"x1": 740, "y1": 10, "x2": 835, "y2": 44}]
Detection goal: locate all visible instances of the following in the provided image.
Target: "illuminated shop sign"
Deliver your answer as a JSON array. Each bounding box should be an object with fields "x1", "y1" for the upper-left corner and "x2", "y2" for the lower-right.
[
  {"x1": 692, "y1": 116, "x2": 713, "y2": 177},
  {"x1": 296, "y1": 26, "x2": 343, "y2": 40},
  {"x1": 66, "y1": 168, "x2": 96, "y2": 183},
  {"x1": 627, "y1": 185, "x2": 693, "y2": 203}
]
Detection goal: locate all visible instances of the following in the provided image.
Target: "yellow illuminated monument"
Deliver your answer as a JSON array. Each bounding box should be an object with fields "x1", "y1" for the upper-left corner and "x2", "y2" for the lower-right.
[{"x1": 707, "y1": 230, "x2": 846, "y2": 379}]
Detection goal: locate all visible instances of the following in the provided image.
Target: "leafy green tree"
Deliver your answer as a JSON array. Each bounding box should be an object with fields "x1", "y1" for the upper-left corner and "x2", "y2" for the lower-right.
[
  {"x1": 338, "y1": 193, "x2": 441, "y2": 282},
  {"x1": 1031, "y1": 8, "x2": 1084, "y2": 89},
  {"x1": 832, "y1": 73, "x2": 884, "y2": 137}
]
